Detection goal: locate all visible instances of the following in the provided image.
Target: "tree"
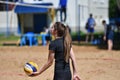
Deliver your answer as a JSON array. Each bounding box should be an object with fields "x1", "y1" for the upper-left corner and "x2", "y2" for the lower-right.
[{"x1": 109, "y1": 0, "x2": 120, "y2": 18}]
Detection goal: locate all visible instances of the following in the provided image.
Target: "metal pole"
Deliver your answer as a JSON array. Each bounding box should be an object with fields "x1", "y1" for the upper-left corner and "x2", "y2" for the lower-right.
[
  {"x1": 6, "y1": 0, "x2": 9, "y2": 37},
  {"x1": 75, "y1": 0, "x2": 80, "y2": 42},
  {"x1": 75, "y1": 0, "x2": 78, "y2": 32},
  {"x1": 78, "y1": 5, "x2": 80, "y2": 42}
]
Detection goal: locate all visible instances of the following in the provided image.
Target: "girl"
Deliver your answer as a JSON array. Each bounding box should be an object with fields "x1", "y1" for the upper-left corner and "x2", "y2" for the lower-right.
[{"x1": 31, "y1": 22, "x2": 80, "y2": 80}]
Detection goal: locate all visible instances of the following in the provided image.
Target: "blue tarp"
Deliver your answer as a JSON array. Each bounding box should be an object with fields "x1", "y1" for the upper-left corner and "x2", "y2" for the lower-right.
[{"x1": 14, "y1": 3, "x2": 53, "y2": 13}]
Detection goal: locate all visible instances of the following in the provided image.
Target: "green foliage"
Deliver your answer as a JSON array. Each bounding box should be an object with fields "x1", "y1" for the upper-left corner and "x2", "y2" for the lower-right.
[
  {"x1": 109, "y1": 0, "x2": 116, "y2": 18},
  {"x1": 0, "y1": 34, "x2": 20, "y2": 42},
  {"x1": 71, "y1": 31, "x2": 104, "y2": 41},
  {"x1": 109, "y1": 0, "x2": 120, "y2": 18}
]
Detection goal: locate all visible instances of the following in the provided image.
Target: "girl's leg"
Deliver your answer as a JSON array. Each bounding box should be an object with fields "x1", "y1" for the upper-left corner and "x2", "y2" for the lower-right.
[{"x1": 108, "y1": 40, "x2": 113, "y2": 51}]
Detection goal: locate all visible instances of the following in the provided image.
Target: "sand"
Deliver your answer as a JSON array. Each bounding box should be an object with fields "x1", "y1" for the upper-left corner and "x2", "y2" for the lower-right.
[{"x1": 0, "y1": 44, "x2": 120, "y2": 80}]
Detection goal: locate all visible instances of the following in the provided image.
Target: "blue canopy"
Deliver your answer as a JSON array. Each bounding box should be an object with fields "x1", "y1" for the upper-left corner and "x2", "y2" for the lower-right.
[{"x1": 14, "y1": 3, "x2": 53, "y2": 13}]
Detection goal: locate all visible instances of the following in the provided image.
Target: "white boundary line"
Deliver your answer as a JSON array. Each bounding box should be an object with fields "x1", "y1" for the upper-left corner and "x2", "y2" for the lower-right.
[{"x1": 0, "y1": 1, "x2": 55, "y2": 9}]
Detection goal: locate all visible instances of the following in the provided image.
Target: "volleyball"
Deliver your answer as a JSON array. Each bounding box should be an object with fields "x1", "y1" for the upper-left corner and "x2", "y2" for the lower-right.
[{"x1": 24, "y1": 61, "x2": 38, "y2": 75}]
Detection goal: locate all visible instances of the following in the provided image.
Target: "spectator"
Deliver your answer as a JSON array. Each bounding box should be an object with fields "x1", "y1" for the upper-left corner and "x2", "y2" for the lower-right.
[
  {"x1": 44, "y1": 27, "x2": 51, "y2": 45},
  {"x1": 49, "y1": 8, "x2": 55, "y2": 23},
  {"x1": 102, "y1": 20, "x2": 114, "y2": 51},
  {"x1": 59, "y1": 0, "x2": 67, "y2": 22},
  {"x1": 85, "y1": 14, "x2": 96, "y2": 43}
]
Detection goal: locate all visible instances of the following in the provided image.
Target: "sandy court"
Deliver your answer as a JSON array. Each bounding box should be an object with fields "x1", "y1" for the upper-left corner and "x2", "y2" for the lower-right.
[{"x1": 0, "y1": 44, "x2": 120, "y2": 80}]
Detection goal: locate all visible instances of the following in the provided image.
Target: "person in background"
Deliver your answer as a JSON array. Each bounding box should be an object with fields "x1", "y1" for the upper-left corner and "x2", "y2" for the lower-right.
[
  {"x1": 30, "y1": 22, "x2": 81, "y2": 80},
  {"x1": 44, "y1": 27, "x2": 51, "y2": 45},
  {"x1": 102, "y1": 20, "x2": 114, "y2": 51},
  {"x1": 59, "y1": 0, "x2": 67, "y2": 22},
  {"x1": 49, "y1": 8, "x2": 55, "y2": 23},
  {"x1": 85, "y1": 14, "x2": 96, "y2": 43}
]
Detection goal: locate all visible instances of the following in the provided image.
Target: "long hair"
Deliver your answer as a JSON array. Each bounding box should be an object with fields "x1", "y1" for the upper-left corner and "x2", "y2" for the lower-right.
[{"x1": 53, "y1": 22, "x2": 72, "y2": 63}]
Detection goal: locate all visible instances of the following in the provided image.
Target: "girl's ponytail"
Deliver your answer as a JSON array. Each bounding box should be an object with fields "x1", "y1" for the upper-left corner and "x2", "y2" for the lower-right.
[{"x1": 63, "y1": 25, "x2": 72, "y2": 63}]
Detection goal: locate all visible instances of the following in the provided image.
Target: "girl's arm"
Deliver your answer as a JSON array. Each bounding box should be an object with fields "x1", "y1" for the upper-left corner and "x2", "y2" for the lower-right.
[
  {"x1": 70, "y1": 48, "x2": 81, "y2": 80},
  {"x1": 103, "y1": 25, "x2": 107, "y2": 41},
  {"x1": 30, "y1": 50, "x2": 54, "y2": 76}
]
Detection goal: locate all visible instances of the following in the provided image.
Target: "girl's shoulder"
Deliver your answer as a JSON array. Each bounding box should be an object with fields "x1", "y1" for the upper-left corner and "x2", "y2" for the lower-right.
[
  {"x1": 49, "y1": 40, "x2": 57, "y2": 45},
  {"x1": 50, "y1": 40, "x2": 55, "y2": 44},
  {"x1": 49, "y1": 40, "x2": 56, "y2": 51},
  {"x1": 50, "y1": 38, "x2": 62, "y2": 45}
]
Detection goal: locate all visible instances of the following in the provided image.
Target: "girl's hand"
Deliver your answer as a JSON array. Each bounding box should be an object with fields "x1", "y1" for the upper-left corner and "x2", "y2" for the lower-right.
[
  {"x1": 29, "y1": 72, "x2": 40, "y2": 77},
  {"x1": 103, "y1": 36, "x2": 106, "y2": 41},
  {"x1": 73, "y1": 74, "x2": 81, "y2": 80}
]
